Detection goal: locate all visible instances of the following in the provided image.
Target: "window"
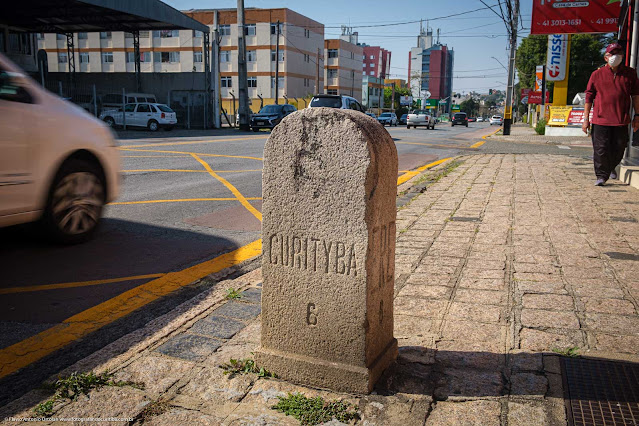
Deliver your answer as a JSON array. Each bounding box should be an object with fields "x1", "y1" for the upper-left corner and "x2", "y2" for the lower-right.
[
  {"x1": 328, "y1": 49, "x2": 338, "y2": 59},
  {"x1": 153, "y1": 30, "x2": 179, "y2": 38},
  {"x1": 304, "y1": 28, "x2": 310, "y2": 38},
  {"x1": 57, "y1": 52, "x2": 67, "y2": 63},
  {"x1": 126, "y1": 52, "x2": 151, "y2": 62},
  {"x1": 78, "y1": 32, "x2": 88, "y2": 39},
  {"x1": 247, "y1": 77, "x2": 257, "y2": 88},
  {"x1": 327, "y1": 69, "x2": 337, "y2": 78},
  {"x1": 220, "y1": 51, "x2": 230, "y2": 62},
  {"x1": 153, "y1": 52, "x2": 180, "y2": 63},
  {"x1": 219, "y1": 25, "x2": 231, "y2": 36},
  {"x1": 351, "y1": 71, "x2": 355, "y2": 79},
  {"x1": 362, "y1": 63, "x2": 366, "y2": 68},
  {"x1": 100, "y1": 32, "x2": 112, "y2": 39},
  {"x1": 270, "y1": 77, "x2": 284, "y2": 88},
  {"x1": 79, "y1": 52, "x2": 89, "y2": 63},
  {"x1": 327, "y1": 89, "x2": 338, "y2": 95},
  {"x1": 304, "y1": 78, "x2": 310, "y2": 87},
  {"x1": 270, "y1": 50, "x2": 284, "y2": 62},
  {"x1": 370, "y1": 55, "x2": 374, "y2": 59},
  {"x1": 124, "y1": 104, "x2": 135, "y2": 112},
  {"x1": 350, "y1": 52, "x2": 354, "y2": 59},
  {"x1": 0, "y1": 67, "x2": 32, "y2": 103},
  {"x1": 102, "y1": 52, "x2": 113, "y2": 63},
  {"x1": 57, "y1": 34, "x2": 66, "y2": 40},
  {"x1": 270, "y1": 22, "x2": 283, "y2": 35},
  {"x1": 37, "y1": 33, "x2": 44, "y2": 40},
  {"x1": 244, "y1": 24, "x2": 256, "y2": 36},
  {"x1": 136, "y1": 104, "x2": 151, "y2": 113},
  {"x1": 304, "y1": 54, "x2": 310, "y2": 63},
  {"x1": 221, "y1": 76, "x2": 232, "y2": 87},
  {"x1": 362, "y1": 55, "x2": 366, "y2": 60},
  {"x1": 194, "y1": 51, "x2": 203, "y2": 63},
  {"x1": 370, "y1": 71, "x2": 375, "y2": 76},
  {"x1": 247, "y1": 50, "x2": 256, "y2": 62},
  {"x1": 193, "y1": 30, "x2": 203, "y2": 38}
]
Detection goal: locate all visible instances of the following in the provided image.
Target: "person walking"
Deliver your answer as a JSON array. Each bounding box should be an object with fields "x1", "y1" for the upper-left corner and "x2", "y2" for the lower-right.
[{"x1": 583, "y1": 43, "x2": 639, "y2": 186}]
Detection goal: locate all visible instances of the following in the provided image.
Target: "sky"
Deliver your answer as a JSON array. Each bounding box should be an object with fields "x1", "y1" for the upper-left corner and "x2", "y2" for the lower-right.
[{"x1": 164, "y1": 0, "x2": 534, "y2": 95}]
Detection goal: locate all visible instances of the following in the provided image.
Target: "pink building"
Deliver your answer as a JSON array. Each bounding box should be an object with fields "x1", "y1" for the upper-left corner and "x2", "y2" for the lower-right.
[{"x1": 362, "y1": 46, "x2": 391, "y2": 79}]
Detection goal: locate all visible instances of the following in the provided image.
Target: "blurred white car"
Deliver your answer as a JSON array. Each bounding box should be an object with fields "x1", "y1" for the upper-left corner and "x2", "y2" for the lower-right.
[
  {"x1": 489, "y1": 115, "x2": 503, "y2": 126},
  {"x1": 0, "y1": 53, "x2": 121, "y2": 243},
  {"x1": 100, "y1": 102, "x2": 177, "y2": 131},
  {"x1": 407, "y1": 109, "x2": 436, "y2": 129}
]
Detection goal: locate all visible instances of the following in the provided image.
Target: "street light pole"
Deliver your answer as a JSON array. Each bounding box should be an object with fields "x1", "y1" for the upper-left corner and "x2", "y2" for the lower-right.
[
  {"x1": 503, "y1": 0, "x2": 519, "y2": 135},
  {"x1": 237, "y1": 0, "x2": 250, "y2": 131}
]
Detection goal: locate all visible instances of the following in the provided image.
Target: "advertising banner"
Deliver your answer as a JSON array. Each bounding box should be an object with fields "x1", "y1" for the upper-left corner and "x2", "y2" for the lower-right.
[
  {"x1": 531, "y1": 0, "x2": 621, "y2": 35},
  {"x1": 523, "y1": 90, "x2": 550, "y2": 104},
  {"x1": 567, "y1": 107, "x2": 584, "y2": 126},
  {"x1": 548, "y1": 106, "x2": 573, "y2": 126},
  {"x1": 546, "y1": 34, "x2": 568, "y2": 81},
  {"x1": 425, "y1": 99, "x2": 438, "y2": 109},
  {"x1": 535, "y1": 65, "x2": 544, "y2": 91},
  {"x1": 400, "y1": 96, "x2": 413, "y2": 106}
]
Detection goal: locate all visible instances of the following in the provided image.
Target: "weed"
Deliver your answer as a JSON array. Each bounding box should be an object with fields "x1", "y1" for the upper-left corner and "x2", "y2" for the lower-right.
[
  {"x1": 33, "y1": 371, "x2": 145, "y2": 416},
  {"x1": 272, "y1": 393, "x2": 359, "y2": 425},
  {"x1": 139, "y1": 399, "x2": 170, "y2": 421},
  {"x1": 219, "y1": 358, "x2": 275, "y2": 378},
  {"x1": 225, "y1": 288, "x2": 243, "y2": 300},
  {"x1": 552, "y1": 347, "x2": 580, "y2": 357},
  {"x1": 535, "y1": 119, "x2": 547, "y2": 135}
]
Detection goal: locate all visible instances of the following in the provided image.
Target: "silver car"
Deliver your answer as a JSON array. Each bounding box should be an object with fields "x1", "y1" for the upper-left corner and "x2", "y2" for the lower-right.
[{"x1": 309, "y1": 94, "x2": 365, "y2": 112}]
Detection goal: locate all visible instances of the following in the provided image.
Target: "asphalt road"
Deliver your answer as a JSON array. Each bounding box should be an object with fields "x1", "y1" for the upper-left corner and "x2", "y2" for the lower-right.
[{"x1": 0, "y1": 120, "x2": 592, "y2": 407}]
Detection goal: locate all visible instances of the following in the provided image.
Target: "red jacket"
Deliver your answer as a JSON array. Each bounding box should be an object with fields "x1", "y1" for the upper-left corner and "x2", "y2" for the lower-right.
[{"x1": 585, "y1": 64, "x2": 639, "y2": 126}]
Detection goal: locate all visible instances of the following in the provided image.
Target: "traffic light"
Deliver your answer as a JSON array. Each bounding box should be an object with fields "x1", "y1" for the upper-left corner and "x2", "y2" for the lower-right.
[{"x1": 489, "y1": 89, "x2": 493, "y2": 95}]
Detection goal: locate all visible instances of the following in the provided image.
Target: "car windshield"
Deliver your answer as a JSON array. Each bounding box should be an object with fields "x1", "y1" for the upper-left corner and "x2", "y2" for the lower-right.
[
  {"x1": 454, "y1": 113, "x2": 466, "y2": 118},
  {"x1": 156, "y1": 104, "x2": 173, "y2": 112},
  {"x1": 259, "y1": 105, "x2": 283, "y2": 114},
  {"x1": 412, "y1": 110, "x2": 429, "y2": 115},
  {"x1": 310, "y1": 97, "x2": 341, "y2": 108},
  {"x1": 380, "y1": 113, "x2": 391, "y2": 117}
]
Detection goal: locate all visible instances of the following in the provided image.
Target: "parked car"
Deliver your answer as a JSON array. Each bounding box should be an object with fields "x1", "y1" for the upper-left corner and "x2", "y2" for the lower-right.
[
  {"x1": 451, "y1": 112, "x2": 468, "y2": 127},
  {"x1": 250, "y1": 104, "x2": 296, "y2": 131},
  {"x1": 365, "y1": 112, "x2": 377, "y2": 119},
  {"x1": 489, "y1": 115, "x2": 504, "y2": 126},
  {"x1": 468, "y1": 116, "x2": 477, "y2": 122},
  {"x1": 377, "y1": 112, "x2": 398, "y2": 126},
  {"x1": 399, "y1": 113, "x2": 408, "y2": 125},
  {"x1": 0, "y1": 53, "x2": 121, "y2": 243},
  {"x1": 309, "y1": 94, "x2": 365, "y2": 112},
  {"x1": 100, "y1": 92, "x2": 157, "y2": 112},
  {"x1": 100, "y1": 102, "x2": 177, "y2": 131},
  {"x1": 477, "y1": 117, "x2": 484, "y2": 122},
  {"x1": 407, "y1": 109, "x2": 436, "y2": 129}
]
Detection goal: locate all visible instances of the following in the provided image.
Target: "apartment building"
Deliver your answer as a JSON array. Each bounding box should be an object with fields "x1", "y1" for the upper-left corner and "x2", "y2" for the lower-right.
[
  {"x1": 361, "y1": 45, "x2": 391, "y2": 79},
  {"x1": 385, "y1": 78, "x2": 407, "y2": 89},
  {"x1": 362, "y1": 75, "x2": 384, "y2": 112},
  {"x1": 324, "y1": 39, "x2": 363, "y2": 101}
]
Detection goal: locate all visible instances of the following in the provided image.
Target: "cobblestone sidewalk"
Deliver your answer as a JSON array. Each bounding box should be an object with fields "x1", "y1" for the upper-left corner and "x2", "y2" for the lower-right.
[
  {"x1": 489, "y1": 124, "x2": 591, "y2": 146},
  {"x1": 2, "y1": 154, "x2": 638, "y2": 425}
]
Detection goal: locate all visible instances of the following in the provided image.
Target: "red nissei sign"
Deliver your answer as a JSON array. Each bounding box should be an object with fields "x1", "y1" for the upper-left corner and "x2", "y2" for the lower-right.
[
  {"x1": 521, "y1": 89, "x2": 550, "y2": 104},
  {"x1": 531, "y1": 0, "x2": 621, "y2": 35}
]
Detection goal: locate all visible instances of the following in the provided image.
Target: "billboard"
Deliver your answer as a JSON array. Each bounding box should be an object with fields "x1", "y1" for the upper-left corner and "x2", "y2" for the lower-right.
[
  {"x1": 521, "y1": 89, "x2": 550, "y2": 104},
  {"x1": 531, "y1": 0, "x2": 621, "y2": 35},
  {"x1": 535, "y1": 66, "x2": 544, "y2": 91},
  {"x1": 548, "y1": 106, "x2": 573, "y2": 126},
  {"x1": 546, "y1": 34, "x2": 568, "y2": 81},
  {"x1": 399, "y1": 96, "x2": 413, "y2": 106}
]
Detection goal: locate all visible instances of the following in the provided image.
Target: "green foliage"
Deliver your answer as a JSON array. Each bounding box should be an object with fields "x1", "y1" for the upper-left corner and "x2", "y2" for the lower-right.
[
  {"x1": 459, "y1": 96, "x2": 480, "y2": 116},
  {"x1": 384, "y1": 85, "x2": 413, "y2": 112},
  {"x1": 33, "y1": 371, "x2": 144, "y2": 416},
  {"x1": 219, "y1": 358, "x2": 275, "y2": 378},
  {"x1": 271, "y1": 393, "x2": 359, "y2": 425},
  {"x1": 535, "y1": 118, "x2": 547, "y2": 135},
  {"x1": 553, "y1": 347, "x2": 580, "y2": 357},
  {"x1": 225, "y1": 288, "x2": 243, "y2": 300}
]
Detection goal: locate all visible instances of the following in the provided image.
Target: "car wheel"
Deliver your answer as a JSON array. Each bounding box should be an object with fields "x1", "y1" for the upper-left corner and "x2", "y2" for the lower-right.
[
  {"x1": 41, "y1": 158, "x2": 105, "y2": 244},
  {"x1": 103, "y1": 117, "x2": 115, "y2": 127},
  {"x1": 148, "y1": 120, "x2": 159, "y2": 132},
  {"x1": 407, "y1": 125, "x2": 411, "y2": 129},
  {"x1": 466, "y1": 124, "x2": 468, "y2": 127}
]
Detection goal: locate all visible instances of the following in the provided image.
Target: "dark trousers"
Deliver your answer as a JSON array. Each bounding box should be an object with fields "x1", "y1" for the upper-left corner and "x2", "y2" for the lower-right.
[{"x1": 591, "y1": 124, "x2": 628, "y2": 180}]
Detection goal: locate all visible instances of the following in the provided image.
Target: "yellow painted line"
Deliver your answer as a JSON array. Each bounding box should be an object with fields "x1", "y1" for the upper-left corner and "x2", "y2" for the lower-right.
[
  {"x1": 122, "y1": 169, "x2": 262, "y2": 174},
  {"x1": 394, "y1": 141, "x2": 477, "y2": 150},
  {"x1": 0, "y1": 239, "x2": 262, "y2": 380},
  {"x1": 119, "y1": 135, "x2": 267, "y2": 149},
  {"x1": 191, "y1": 154, "x2": 263, "y2": 222},
  {"x1": 397, "y1": 157, "x2": 452, "y2": 186},
  {"x1": 471, "y1": 127, "x2": 502, "y2": 149},
  {"x1": 119, "y1": 147, "x2": 263, "y2": 162},
  {"x1": 109, "y1": 197, "x2": 261, "y2": 206},
  {"x1": 0, "y1": 274, "x2": 166, "y2": 295},
  {"x1": 122, "y1": 155, "x2": 193, "y2": 158}
]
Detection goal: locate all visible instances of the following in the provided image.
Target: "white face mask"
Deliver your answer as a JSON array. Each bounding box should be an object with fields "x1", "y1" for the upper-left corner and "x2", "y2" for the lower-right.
[{"x1": 608, "y1": 54, "x2": 623, "y2": 67}]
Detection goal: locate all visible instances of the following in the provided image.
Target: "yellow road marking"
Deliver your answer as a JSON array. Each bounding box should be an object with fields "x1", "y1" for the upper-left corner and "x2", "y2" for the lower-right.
[
  {"x1": 122, "y1": 169, "x2": 262, "y2": 173},
  {"x1": 0, "y1": 274, "x2": 166, "y2": 295},
  {"x1": 119, "y1": 147, "x2": 263, "y2": 161},
  {"x1": 190, "y1": 154, "x2": 263, "y2": 222},
  {"x1": 397, "y1": 157, "x2": 452, "y2": 186},
  {"x1": 109, "y1": 197, "x2": 261, "y2": 206},
  {"x1": 119, "y1": 136, "x2": 267, "y2": 149},
  {"x1": 0, "y1": 239, "x2": 262, "y2": 380},
  {"x1": 395, "y1": 141, "x2": 476, "y2": 150},
  {"x1": 471, "y1": 127, "x2": 502, "y2": 149},
  {"x1": 122, "y1": 155, "x2": 192, "y2": 158}
]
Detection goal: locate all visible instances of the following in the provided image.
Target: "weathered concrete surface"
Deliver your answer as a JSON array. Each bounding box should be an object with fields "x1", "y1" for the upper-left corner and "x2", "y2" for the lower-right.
[{"x1": 256, "y1": 108, "x2": 399, "y2": 393}]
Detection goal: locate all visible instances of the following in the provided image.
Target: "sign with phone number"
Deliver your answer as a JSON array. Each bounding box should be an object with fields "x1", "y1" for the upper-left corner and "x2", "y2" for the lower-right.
[{"x1": 531, "y1": 0, "x2": 621, "y2": 35}]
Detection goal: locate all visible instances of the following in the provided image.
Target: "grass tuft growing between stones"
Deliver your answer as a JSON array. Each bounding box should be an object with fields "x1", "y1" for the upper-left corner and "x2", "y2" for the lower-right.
[
  {"x1": 139, "y1": 399, "x2": 171, "y2": 421},
  {"x1": 271, "y1": 393, "x2": 359, "y2": 425},
  {"x1": 225, "y1": 287, "x2": 243, "y2": 300},
  {"x1": 552, "y1": 346, "x2": 580, "y2": 357},
  {"x1": 219, "y1": 358, "x2": 275, "y2": 378},
  {"x1": 34, "y1": 371, "x2": 145, "y2": 416}
]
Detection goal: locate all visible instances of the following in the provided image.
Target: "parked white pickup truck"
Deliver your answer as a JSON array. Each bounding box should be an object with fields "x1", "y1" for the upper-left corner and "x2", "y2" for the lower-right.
[{"x1": 407, "y1": 109, "x2": 436, "y2": 129}]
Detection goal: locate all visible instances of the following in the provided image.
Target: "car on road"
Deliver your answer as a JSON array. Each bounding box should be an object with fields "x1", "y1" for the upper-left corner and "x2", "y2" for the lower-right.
[
  {"x1": 100, "y1": 92, "x2": 157, "y2": 112},
  {"x1": 399, "y1": 113, "x2": 408, "y2": 125},
  {"x1": 250, "y1": 104, "x2": 296, "y2": 131},
  {"x1": 100, "y1": 102, "x2": 177, "y2": 131},
  {"x1": 407, "y1": 109, "x2": 436, "y2": 129},
  {"x1": 451, "y1": 112, "x2": 468, "y2": 127},
  {"x1": 468, "y1": 116, "x2": 477, "y2": 122},
  {"x1": 309, "y1": 94, "x2": 365, "y2": 112},
  {"x1": 377, "y1": 112, "x2": 398, "y2": 126},
  {"x1": 477, "y1": 117, "x2": 484, "y2": 122},
  {"x1": 489, "y1": 115, "x2": 504, "y2": 126},
  {"x1": 0, "y1": 53, "x2": 121, "y2": 244},
  {"x1": 366, "y1": 112, "x2": 377, "y2": 119}
]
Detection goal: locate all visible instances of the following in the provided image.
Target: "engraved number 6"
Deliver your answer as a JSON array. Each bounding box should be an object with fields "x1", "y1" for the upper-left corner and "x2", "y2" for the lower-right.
[{"x1": 306, "y1": 303, "x2": 318, "y2": 326}]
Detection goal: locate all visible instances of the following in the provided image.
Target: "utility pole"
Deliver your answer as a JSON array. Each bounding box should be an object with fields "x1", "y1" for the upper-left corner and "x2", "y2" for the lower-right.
[
  {"x1": 391, "y1": 83, "x2": 396, "y2": 114},
  {"x1": 275, "y1": 20, "x2": 280, "y2": 104},
  {"x1": 541, "y1": 64, "x2": 547, "y2": 122},
  {"x1": 237, "y1": 0, "x2": 250, "y2": 131},
  {"x1": 316, "y1": 48, "x2": 321, "y2": 94},
  {"x1": 213, "y1": 10, "x2": 221, "y2": 129},
  {"x1": 503, "y1": 0, "x2": 519, "y2": 135}
]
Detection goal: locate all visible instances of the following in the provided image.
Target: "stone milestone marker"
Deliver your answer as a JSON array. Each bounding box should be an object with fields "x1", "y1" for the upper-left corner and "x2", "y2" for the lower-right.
[{"x1": 255, "y1": 107, "x2": 398, "y2": 394}]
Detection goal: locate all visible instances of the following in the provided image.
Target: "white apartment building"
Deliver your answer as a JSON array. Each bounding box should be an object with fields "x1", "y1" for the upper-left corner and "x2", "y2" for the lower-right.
[{"x1": 324, "y1": 38, "x2": 363, "y2": 102}]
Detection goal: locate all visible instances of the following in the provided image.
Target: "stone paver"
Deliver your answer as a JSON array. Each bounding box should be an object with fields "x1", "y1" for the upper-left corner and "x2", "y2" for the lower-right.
[{"x1": 10, "y1": 154, "x2": 639, "y2": 425}]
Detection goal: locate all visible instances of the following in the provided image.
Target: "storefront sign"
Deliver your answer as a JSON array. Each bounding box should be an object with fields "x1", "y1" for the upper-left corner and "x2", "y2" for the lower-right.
[
  {"x1": 523, "y1": 90, "x2": 550, "y2": 104},
  {"x1": 548, "y1": 106, "x2": 573, "y2": 126},
  {"x1": 531, "y1": 0, "x2": 621, "y2": 35},
  {"x1": 535, "y1": 65, "x2": 544, "y2": 91},
  {"x1": 399, "y1": 96, "x2": 413, "y2": 106},
  {"x1": 546, "y1": 34, "x2": 568, "y2": 81}
]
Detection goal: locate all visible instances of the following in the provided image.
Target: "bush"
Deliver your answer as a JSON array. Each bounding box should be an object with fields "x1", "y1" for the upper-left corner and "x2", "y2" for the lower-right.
[{"x1": 535, "y1": 118, "x2": 547, "y2": 135}]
